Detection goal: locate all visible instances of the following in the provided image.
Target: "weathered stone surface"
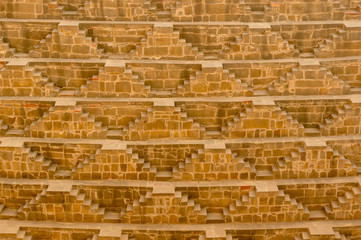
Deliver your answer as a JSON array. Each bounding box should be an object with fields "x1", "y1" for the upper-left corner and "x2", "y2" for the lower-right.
[{"x1": 0, "y1": 1, "x2": 360, "y2": 239}]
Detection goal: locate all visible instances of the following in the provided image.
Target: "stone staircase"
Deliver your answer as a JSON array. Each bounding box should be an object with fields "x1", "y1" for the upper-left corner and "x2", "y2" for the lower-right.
[
  {"x1": 227, "y1": 188, "x2": 309, "y2": 222},
  {"x1": 121, "y1": 104, "x2": 204, "y2": 140},
  {"x1": 314, "y1": 24, "x2": 361, "y2": 58},
  {"x1": 147, "y1": 0, "x2": 176, "y2": 21},
  {"x1": 129, "y1": 23, "x2": 204, "y2": 60},
  {"x1": 47, "y1": 0, "x2": 86, "y2": 19},
  {"x1": 2, "y1": 0, "x2": 361, "y2": 239},
  {"x1": 220, "y1": 25, "x2": 299, "y2": 60},
  {"x1": 0, "y1": 36, "x2": 15, "y2": 58},
  {"x1": 313, "y1": 29, "x2": 347, "y2": 58},
  {"x1": 293, "y1": 103, "x2": 354, "y2": 137},
  {"x1": 187, "y1": 62, "x2": 253, "y2": 97},
  {"x1": 268, "y1": 61, "x2": 351, "y2": 95},
  {"x1": 326, "y1": 185, "x2": 361, "y2": 215},
  {"x1": 226, "y1": 102, "x2": 303, "y2": 138},
  {"x1": 28, "y1": 104, "x2": 107, "y2": 138},
  {"x1": 16, "y1": 184, "x2": 121, "y2": 223},
  {"x1": 16, "y1": 230, "x2": 33, "y2": 240},
  {"x1": 81, "y1": 63, "x2": 153, "y2": 98},
  {"x1": 29, "y1": 21, "x2": 104, "y2": 59},
  {"x1": 127, "y1": 148, "x2": 173, "y2": 181},
  {"x1": 0, "y1": 60, "x2": 60, "y2": 97}
]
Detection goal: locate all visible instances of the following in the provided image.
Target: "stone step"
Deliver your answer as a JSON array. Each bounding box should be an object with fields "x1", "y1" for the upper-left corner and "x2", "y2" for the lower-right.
[
  {"x1": 304, "y1": 128, "x2": 320, "y2": 137},
  {"x1": 5, "y1": 129, "x2": 24, "y2": 137},
  {"x1": 206, "y1": 212, "x2": 225, "y2": 223},
  {"x1": 54, "y1": 170, "x2": 71, "y2": 178},
  {"x1": 106, "y1": 130, "x2": 123, "y2": 139},
  {"x1": 308, "y1": 210, "x2": 327, "y2": 220},
  {"x1": 255, "y1": 170, "x2": 273, "y2": 179},
  {"x1": 0, "y1": 208, "x2": 18, "y2": 218},
  {"x1": 103, "y1": 211, "x2": 120, "y2": 222},
  {"x1": 155, "y1": 171, "x2": 173, "y2": 180}
]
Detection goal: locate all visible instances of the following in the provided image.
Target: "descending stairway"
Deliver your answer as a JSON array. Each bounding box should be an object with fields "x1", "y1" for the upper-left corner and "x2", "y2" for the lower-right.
[
  {"x1": 29, "y1": 23, "x2": 105, "y2": 59},
  {"x1": 129, "y1": 24, "x2": 204, "y2": 60},
  {"x1": 2, "y1": 0, "x2": 361, "y2": 239},
  {"x1": 147, "y1": 0, "x2": 175, "y2": 21},
  {"x1": 302, "y1": 103, "x2": 352, "y2": 136},
  {"x1": 220, "y1": 30, "x2": 299, "y2": 60},
  {"x1": 324, "y1": 185, "x2": 361, "y2": 219},
  {"x1": 268, "y1": 65, "x2": 350, "y2": 95},
  {"x1": 0, "y1": 37, "x2": 15, "y2": 57}
]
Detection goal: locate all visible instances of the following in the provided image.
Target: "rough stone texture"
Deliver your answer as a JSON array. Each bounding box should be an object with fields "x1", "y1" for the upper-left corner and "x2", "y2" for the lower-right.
[{"x1": 2, "y1": 1, "x2": 361, "y2": 240}]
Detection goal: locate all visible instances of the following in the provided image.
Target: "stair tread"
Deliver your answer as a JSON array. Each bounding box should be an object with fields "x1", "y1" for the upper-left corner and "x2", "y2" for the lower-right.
[
  {"x1": 104, "y1": 211, "x2": 120, "y2": 220},
  {"x1": 206, "y1": 212, "x2": 224, "y2": 220},
  {"x1": 0, "y1": 208, "x2": 17, "y2": 216},
  {"x1": 309, "y1": 210, "x2": 327, "y2": 219}
]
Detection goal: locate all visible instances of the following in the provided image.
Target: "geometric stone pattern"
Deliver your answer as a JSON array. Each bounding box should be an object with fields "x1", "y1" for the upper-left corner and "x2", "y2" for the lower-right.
[{"x1": 2, "y1": 1, "x2": 361, "y2": 239}]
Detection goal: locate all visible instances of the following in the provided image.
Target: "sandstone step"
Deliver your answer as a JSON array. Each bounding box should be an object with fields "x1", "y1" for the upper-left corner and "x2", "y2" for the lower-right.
[
  {"x1": 58, "y1": 90, "x2": 78, "y2": 96},
  {"x1": 5, "y1": 129, "x2": 24, "y2": 137},
  {"x1": 54, "y1": 170, "x2": 71, "y2": 178},
  {"x1": 350, "y1": 87, "x2": 361, "y2": 94},
  {"x1": 106, "y1": 130, "x2": 123, "y2": 139},
  {"x1": 255, "y1": 170, "x2": 273, "y2": 179},
  {"x1": 0, "y1": 208, "x2": 17, "y2": 218},
  {"x1": 299, "y1": 52, "x2": 315, "y2": 58},
  {"x1": 252, "y1": 89, "x2": 269, "y2": 96},
  {"x1": 155, "y1": 171, "x2": 172, "y2": 180},
  {"x1": 304, "y1": 128, "x2": 320, "y2": 137},
  {"x1": 206, "y1": 212, "x2": 224, "y2": 223},
  {"x1": 301, "y1": 232, "x2": 311, "y2": 240},
  {"x1": 103, "y1": 211, "x2": 120, "y2": 222},
  {"x1": 309, "y1": 210, "x2": 327, "y2": 220}
]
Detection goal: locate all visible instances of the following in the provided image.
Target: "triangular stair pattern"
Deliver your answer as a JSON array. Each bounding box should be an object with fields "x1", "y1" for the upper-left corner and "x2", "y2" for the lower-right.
[
  {"x1": 314, "y1": 23, "x2": 361, "y2": 57},
  {"x1": 81, "y1": 60, "x2": 149, "y2": 97},
  {"x1": 121, "y1": 101, "x2": 204, "y2": 140},
  {"x1": 268, "y1": 60, "x2": 350, "y2": 95},
  {"x1": 227, "y1": 185, "x2": 310, "y2": 222},
  {"x1": 225, "y1": 99, "x2": 304, "y2": 138},
  {"x1": 324, "y1": 184, "x2": 361, "y2": 220},
  {"x1": 219, "y1": 23, "x2": 299, "y2": 60},
  {"x1": 29, "y1": 21, "x2": 104, "y2": 59},
  {"x1": 17, "y1": 183, "x2": 120, "y2": 223},
  {"x1": 0, "y1": 59, "x2": 60, "y2": 97},
  {"x1": 318, "y1": 102, "x2": 361, "y2": 136},
  {"x1": 0, "y1": 141, "x2": 57, "y2": 179},
  {"x1": 186, "y1": 62, "x2": 254, "y2": 97},
  {"x1": 122, "y1": 189, "x2": 207, "y2": 223},
  {"x1": 129, "y1": 23, "x2": 204, "y2": 60},
  {"x1": 173, "y1": 146, "x2": 255, "y2": 181},
  {"x1": 276, "y1": 143, "x2": 357, "y2": 179},
  {"x1": 28, "y1": 101, "x2": 107, "y2": 138}
]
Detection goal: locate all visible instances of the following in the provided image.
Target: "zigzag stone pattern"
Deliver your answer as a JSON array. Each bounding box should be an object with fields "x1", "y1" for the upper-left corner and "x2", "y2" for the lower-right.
[{"x1": 1, "y1": 1, "x2": 361, "y2": 240}]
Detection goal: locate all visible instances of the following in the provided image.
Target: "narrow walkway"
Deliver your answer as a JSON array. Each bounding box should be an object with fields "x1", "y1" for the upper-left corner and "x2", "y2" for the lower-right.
[
  {"x1": 0, "y1": 219, "x2": 360, "y2": 237},
  {"x1": 0, "y1": 175, "x2": 358, "y2": 188},
  {"x1": 1, "y1": 134, "x2": 361, "y2": 146}
]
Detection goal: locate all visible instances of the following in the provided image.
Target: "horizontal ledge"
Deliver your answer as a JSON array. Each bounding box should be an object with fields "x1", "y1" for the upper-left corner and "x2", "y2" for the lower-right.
[
  {"x1": 0, "y1": 94, "x2": 355, "y2": 103},
  {"x1": 0, "y1": 135, "x2": 360, "y2": 146},
  {"x1": 1, "y1": 55, "x2": 361, "y2": 64},
  {"x1": 0, "y1": 18, "x2": 351, "y2": 26},
  {"x1": 1, "y1": 219, "x2": 361, "y2": 232},
  {"x1": 0, "y1": 175, "x2": 358, "y2": 188}
]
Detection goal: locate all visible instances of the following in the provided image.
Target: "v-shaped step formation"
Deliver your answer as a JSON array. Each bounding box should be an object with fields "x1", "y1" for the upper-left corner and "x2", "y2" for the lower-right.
[
  {"x1": 314, "y1": 22, "x2": 361, "y2": 58},
  {"x1": 121, "y1": 100, "x2": 203, "y2": 140},
  {"x1": 29, "y1": 21, "x2": 104, "y2": 59},
  {"x1": 268, "y1": 59, "x2": 350, "y2": 95},
  {"x1": 28, "y1": 100, "x2": 107, "y2": 138},
  {"x1": 220, "y1": 23, "x2": 299, "y2": 60},
  {"x1": 129, "y1": 23, "x2": 204, "y2": 60}
]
